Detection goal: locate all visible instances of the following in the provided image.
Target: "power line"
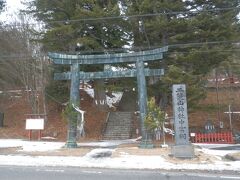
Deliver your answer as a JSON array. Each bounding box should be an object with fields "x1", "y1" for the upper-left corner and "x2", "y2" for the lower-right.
[
  {"x1": 1, "y1": 6, "x2": 240, "y2": 28},
  {"x1": 47, "y1": 7, "x2": 240, "y2": 22},
  {"x1": 45, "y1": 92, "x2": 66, "y2": 105},
  {"x1": 0, "y1": 37, "x2": 239, "y2": 60},
  {"x1": 168, "y1": 40, "x2": 240, "y2": 48},
  {"x1": 166, "y1": 49, "x2": 240, "y2": 54},
  {"x1": 0, "y1": 40, "x2": 239, "y2": 58},
  {"x1": 0, "y1": 46, "x2": 239, "y2": 60}
]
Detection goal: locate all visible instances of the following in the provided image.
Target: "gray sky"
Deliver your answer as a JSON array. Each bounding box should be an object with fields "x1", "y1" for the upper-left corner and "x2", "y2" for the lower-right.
[{"x1": 0, "y1": 0, "x2": 25, "y2": 23}]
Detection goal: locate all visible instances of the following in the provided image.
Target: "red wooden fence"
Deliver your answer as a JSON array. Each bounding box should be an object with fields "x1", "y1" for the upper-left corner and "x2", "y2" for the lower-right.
[{"x1": 191, "y1": 132, "x2": 235, "y2": 144}]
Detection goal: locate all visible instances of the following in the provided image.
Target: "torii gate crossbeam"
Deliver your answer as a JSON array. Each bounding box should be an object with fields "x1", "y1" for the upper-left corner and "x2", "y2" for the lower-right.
[
  {"x1": 48, "y1": 47, "x2": 168, "y2": 148},
  {"x1": 54, "y1": 69, "x2": 164, "y2": 80}
]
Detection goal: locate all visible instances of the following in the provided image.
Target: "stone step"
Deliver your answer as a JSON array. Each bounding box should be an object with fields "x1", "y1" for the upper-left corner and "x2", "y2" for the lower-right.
[
  {"x1": 104, "y1": 134, "x2": 129, "y2": 137},
  {"x1": 104, "y1": 132, "x2": 130, "y2": 135},
  {"x1": 105, "y1": 124, "x2": 131, "y2": 128},
  {"x1": 103, "y1": 111, "x2": 134, "y2": 140},
  {"x1": 105, "y1": 129, "x2": 130, "y2": 132},
  {"x1": 106, "y1": 124, "x2": 130, "y2": 126},
  {"x1": 104, "y1": 131, "x2": 129, "y2": 133},
  {"x1": 103, "y1": 136, "x2": 130, "y2": 139}
]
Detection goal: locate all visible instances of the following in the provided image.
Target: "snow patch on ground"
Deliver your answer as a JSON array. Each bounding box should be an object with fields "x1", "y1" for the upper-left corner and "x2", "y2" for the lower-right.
[
  {"x1": 0, "y1": 139, "x2": 138, "y2": 152},
  {"x1": 84, "y1": 88, "x2": 94, "y2": 98},
  {"x1": 195, "y1": 143, "x2": 239, "y2": 149},
  {"x1": 195, "y1": 143, "x2": 240, "y2": 157},
  {"x1": 0, "y1": 139, "x2": 64, "y2": 152},
  {"x1": 199, "y1": 148, "x2": 239, "y2": 157},
  {"x1": 0, "y1": 139, "x2": 240, "y2": 171},
  {"x1": 78, "y1": 139, "x2": 138, "y2": 148},
  {"x1": 106, "y1": 92, "x2": 123, "y2": 108},
  {"x1": 0, "y1": 154, "x2": 239, "y2": 171},
  {"x1": 85, "y1": 148, "x2": 114, "y2": 158}
]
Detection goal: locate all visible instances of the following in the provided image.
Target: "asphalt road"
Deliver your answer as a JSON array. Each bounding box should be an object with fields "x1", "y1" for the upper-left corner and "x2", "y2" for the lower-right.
[{"x1": 0, "y1": 166, "x2": 239, "y2": 180}]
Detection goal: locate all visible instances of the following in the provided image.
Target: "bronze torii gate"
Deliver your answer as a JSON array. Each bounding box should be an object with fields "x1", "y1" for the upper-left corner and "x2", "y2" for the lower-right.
[{"x1": 48, "y1": 46, "x2": 168, "y2": 148}]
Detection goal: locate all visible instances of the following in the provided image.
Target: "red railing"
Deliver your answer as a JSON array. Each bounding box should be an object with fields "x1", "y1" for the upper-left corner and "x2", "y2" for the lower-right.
[{"x1": 192, "y1": 132, "x2": 235, "y2": 144}]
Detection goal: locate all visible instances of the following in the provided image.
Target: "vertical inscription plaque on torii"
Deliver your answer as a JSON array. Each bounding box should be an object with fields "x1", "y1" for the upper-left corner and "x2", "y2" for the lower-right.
[{"x1": 171, "y1": 84, "x2": 194, "y2": 158}]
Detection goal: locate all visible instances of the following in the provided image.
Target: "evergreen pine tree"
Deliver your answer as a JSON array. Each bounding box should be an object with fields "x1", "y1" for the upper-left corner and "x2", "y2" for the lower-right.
[
  {"x1": 126, "y1": 0, "x2": 240, "y2": 110},
  {"x1": 26, "y1": 0, "x2": 132, "y2": 107},
  {"x1": 0, "y1": 0, "x2": 5, "y2": 12}
]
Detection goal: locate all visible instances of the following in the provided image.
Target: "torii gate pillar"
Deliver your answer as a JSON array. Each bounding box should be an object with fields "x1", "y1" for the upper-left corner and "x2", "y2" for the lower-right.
[
  {"x1": 136, "y1": 60, "x2": 147, "y2": 140},
  {"x1": 48, "y1": 46, "x2": 168, "y2": 148},
  {"x1": 66, "y1": 63, "x2": 80, "y2": 148}
]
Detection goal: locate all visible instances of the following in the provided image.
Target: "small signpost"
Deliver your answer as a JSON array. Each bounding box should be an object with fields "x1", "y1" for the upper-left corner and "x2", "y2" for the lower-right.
[
  {"x1": 26, "y1": 118, "x2": 44, "y2": 140},
  {"x1": 224, "y1": 104, "x2": 240, "y2": 131},
  {"x1": 171, "y1": 84, "x2": 194, "y2": 158}
]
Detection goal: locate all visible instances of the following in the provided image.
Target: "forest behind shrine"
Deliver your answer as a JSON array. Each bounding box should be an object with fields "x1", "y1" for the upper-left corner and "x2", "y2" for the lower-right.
[{"x1": 0, "y1": 0, "x2": 240, "y2": 131}]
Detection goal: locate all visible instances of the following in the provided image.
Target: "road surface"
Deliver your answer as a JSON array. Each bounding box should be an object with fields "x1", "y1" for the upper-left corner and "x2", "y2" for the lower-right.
[{"x1": 0, "y1": 166, "x2": 239, "y2": 180}]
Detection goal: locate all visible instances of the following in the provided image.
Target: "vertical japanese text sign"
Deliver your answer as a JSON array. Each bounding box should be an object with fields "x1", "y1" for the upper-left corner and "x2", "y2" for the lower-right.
[{"x1": 172, "y1": 84, "x2": 190, "y2": 145}]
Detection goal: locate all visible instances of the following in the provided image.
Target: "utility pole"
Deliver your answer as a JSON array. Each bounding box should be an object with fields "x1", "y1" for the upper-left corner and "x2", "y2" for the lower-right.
[{"x1": 215, "y1": 69, "x2": 221, "y2": 126}]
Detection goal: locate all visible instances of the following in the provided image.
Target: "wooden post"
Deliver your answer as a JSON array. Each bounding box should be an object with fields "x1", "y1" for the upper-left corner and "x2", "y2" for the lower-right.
[
  {"x1": 38, "y1": 130, "x2": 42, "y2": 140},
  {"x1": 28, "y1": 130, "x2": 32, "y2": 140}
]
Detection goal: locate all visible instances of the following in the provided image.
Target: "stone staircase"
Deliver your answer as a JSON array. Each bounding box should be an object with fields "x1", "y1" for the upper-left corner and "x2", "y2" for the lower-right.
[
  {"x1": 103, "y1": 112, "x2": 133, "y2": 140},
  {"x1": 117, "y1": 90, "x2": 137, "y2": 112}
]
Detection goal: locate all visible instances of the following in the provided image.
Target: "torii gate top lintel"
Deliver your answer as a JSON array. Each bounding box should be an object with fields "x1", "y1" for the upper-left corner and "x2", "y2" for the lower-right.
[
  {"x1": 48, "y1": 46, "x2": 168, "y2": 65},
  {"x1": 47, "y1": 46, "x2": 168, "y2": 148}
]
